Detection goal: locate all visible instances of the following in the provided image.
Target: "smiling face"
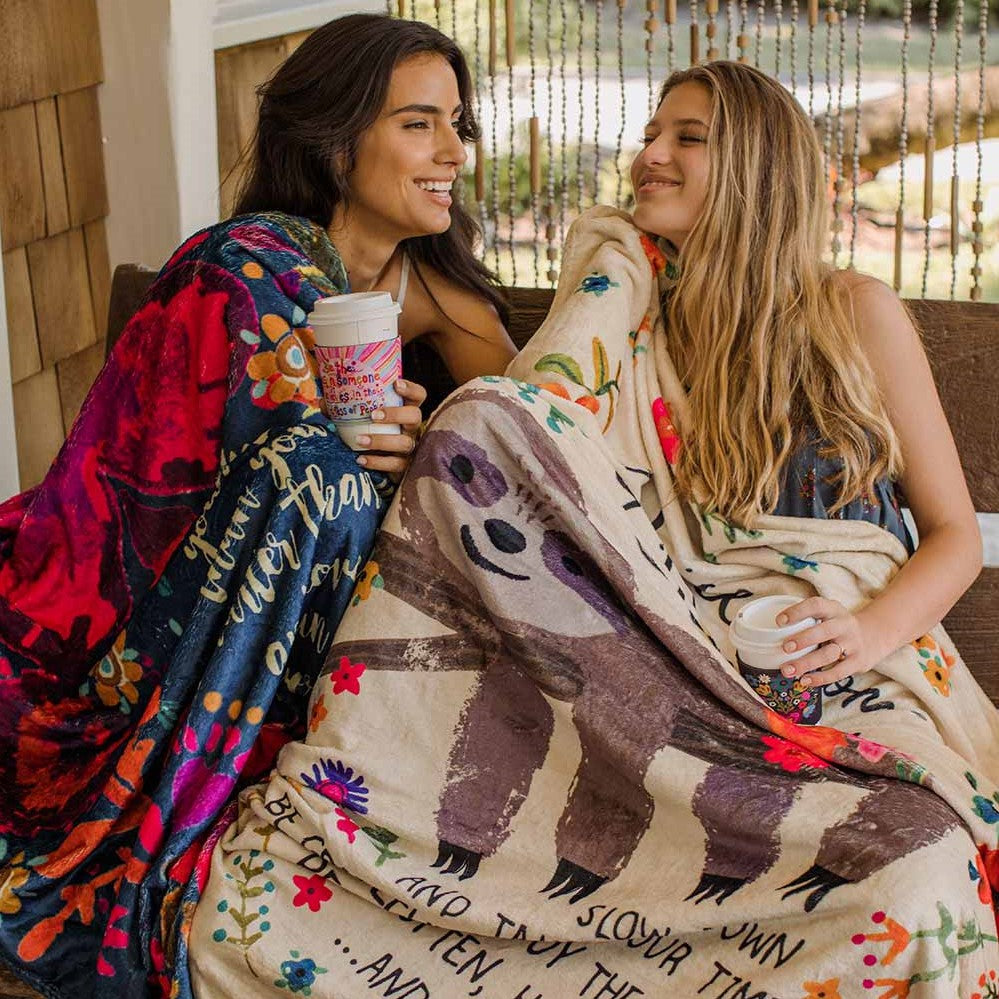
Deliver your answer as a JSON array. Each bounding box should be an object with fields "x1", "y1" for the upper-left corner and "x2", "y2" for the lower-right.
[
  {"x1": 344, "y1": 53, "x2": 468, "y2": 242},
  {"x1": 630, "y1": 81, "x2": 713, "y2": 248}
]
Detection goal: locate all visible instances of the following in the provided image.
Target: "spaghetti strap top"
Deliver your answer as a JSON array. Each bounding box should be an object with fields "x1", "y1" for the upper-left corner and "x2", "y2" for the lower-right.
[{"x1": 397, "y1": 252, "x2": 411, "y2": 308}]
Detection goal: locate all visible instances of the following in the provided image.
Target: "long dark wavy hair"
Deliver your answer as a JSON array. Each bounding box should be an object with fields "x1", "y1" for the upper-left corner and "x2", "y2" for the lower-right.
[{"x1": 233, "y1": 13, "x2": 507, "y2": 325}]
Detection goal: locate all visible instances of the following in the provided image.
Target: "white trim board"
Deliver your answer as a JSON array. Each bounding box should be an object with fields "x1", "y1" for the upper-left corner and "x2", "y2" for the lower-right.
[
  {"x1": 213, "y1": 0, "x2": 384, "y2": 49},
  {"x1": 0, "y1": 217, "x2": 20, "y2": 501}
]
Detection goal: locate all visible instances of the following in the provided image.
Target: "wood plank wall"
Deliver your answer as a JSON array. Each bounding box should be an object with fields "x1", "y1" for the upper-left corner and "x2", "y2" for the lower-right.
[
  {"x1": 0, "y1": 0, "x2": 110, "y2": 491},
  {"x1": 215, "y1": 31, "x2": 313, "y2": 218}
]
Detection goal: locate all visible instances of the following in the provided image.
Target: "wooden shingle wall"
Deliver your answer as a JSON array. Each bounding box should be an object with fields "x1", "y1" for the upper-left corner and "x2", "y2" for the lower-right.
[
  {"x1": 0, "y1": 0, "x2": 110, "y2": 491},
  {"x1": 215, "y1": 30, "x2": 313, "y2": 217}
]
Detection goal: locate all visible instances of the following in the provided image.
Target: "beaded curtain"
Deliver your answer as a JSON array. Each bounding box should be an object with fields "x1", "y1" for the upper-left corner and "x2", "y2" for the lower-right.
[{"x1": 389, "y1": 0, "x2": 994, "y2": 301}]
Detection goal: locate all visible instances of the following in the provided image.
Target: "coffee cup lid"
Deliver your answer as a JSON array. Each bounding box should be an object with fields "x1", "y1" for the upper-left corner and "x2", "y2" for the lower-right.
[{"x1": 311, "y1": 292, "x2": 401, "y2": 324}]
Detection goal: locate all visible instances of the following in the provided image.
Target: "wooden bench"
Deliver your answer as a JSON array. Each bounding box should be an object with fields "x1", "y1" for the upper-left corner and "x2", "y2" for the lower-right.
[{"x1": 1, "y1": 264, "x2": 996, "y2": 999}]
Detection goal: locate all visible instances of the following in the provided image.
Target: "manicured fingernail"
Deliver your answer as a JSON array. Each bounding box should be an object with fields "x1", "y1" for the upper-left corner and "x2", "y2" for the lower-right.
[
  {"x1": 371, "y1": 410, "x2": 385, "y2": 422},
  {"x1": 782, "y1": 665, "x2": 796, "y2": 677},
  {"x1": 396, "y1": 379, "x2": 407, "y2": 391},
  {"x1": 356, "y1": 435, "x2": 371, "y2": 446},
  {"x1": 784, "y1": 640, "x2": 797, "y2": 652},
  {"x1": 799, "y1": 675, "x2": 811, "y2": 687},
  {"x1": 776, "y1": 614, "x2": 788, "y2": 625},
  {"x1": 356, "y1": 456, "x2": 368, "y2": 466}
]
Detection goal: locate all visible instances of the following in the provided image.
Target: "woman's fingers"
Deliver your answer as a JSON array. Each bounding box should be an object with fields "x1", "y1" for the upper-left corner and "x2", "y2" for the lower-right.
[
  {"x1": 371, "y1": 405, "x2": 423, "y2": 430},
  {"x1": 395, "y1": 378, "x2": 427, "y2": 406},
  {"x1": 355, "y1": 433, "x2": 416, "y2": 456}
]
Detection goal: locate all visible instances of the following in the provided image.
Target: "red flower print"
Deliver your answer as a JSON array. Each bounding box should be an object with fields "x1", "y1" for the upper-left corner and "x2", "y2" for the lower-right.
[
  {"x1": 639, "y1": 233, "x2": 667, "y2": 274},
  {"x1": 971, "y1": 968, "x2": 999, "y2": 999},
  {"x1": 651, "y1": 397, "x2": 682, "y2": 465},
  {"x1": 292, "y1": 873, "x2": 334, "y2": 912},
  {"x1": 334, "y1": 808, "x2": 359, "y2": 844},
  {"x1": 762, "y1": 734, "x2": 829, "y2": 773},
  {"x1": 330, "y1": 656, "x2": 365, "y2": 696},
  {"x1": 972, "y1": 845, "x2": 999, "y2": 909}
]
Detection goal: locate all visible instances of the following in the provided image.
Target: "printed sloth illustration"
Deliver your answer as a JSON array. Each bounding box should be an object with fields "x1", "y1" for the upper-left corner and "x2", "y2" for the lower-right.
[{"x1": 327, "y1": 391, "x2": 957, "y2": 911}]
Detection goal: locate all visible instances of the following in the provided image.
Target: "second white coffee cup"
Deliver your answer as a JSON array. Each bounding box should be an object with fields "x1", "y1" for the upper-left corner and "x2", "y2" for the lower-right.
[{"x1": 729, "y1": 594, "x2": 817, "y2": 670}]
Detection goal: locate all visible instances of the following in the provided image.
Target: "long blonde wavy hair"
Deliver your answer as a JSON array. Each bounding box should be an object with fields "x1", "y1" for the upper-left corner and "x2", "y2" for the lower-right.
[{"x1": 656, "y1": 61, "x2": 903, "y2": 527}]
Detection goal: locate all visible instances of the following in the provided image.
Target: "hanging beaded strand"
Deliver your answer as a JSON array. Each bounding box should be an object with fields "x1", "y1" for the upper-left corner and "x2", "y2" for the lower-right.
[
  {"x1": 830, "y1": 0, "x2": 847, "y2": 264},
  {"x1": 707, "y1": 0, "x2": 719, "y2": 60},
  {"x1": 593, "y1": 0, "x2": 604, "y2": 204},
  {"x1": 949, "y1": 0, "x2": 965, "y2": 300},
  {"x1": 691, "y1": 0, "x2": 700, "y2": 65},
  {"x1": 450, "y1": 0, "x2": 457, "y2": 41},
  {"x1": 821, "y1": 0, "x2": 836, "y2": 194},
  {"x1": 615, "y1": 0, "x2": 627, "y2": 207},
  {"x1": 969, "y1": 0, "x2": 988, "y2": 300},
  {"x1": 789, "y1": 0, "x2": 798, "y2": 86},
  {"x1": 434, "y1": 0, "x2": 441, "y2": 30},
  {"x1": 474, "y1": 0, "x2": 490, "y2": 265},
  {"x1": 738, "y1": 0, "x2": 750, "y2": 63},
  {"x1": 726, "y1": 0, "x2": 735, "y2": 57},
  {"x1": 559, "y1": 0, "x2": 569, "y2": 245},
  {"x1": 648, "y1": 1, "x2": 660, "y2": 113},
  {"x1": 774, "y1": 0, "x2": 783, "y2": 74},
  {"x1": 848, "y1": 0, "x2": 866, "y2": 268},
  {"x1": 894, "y1": 0, "x2": 911, "y2": 292},
  {"x1": 546, "y1": 0, "x2": 560, "y2": 285},
  {"x1": 921, "y1": 0, "x2": 939, "y2": 295},
  {"x1": 489, "y1": 0, "x2": 502, "y2": 273},
  {"x1": 663, "y1": 0, "x2": 675, "y2": 79},
  {"x1": 754, "y1": 0, "x2": 765, "y2": 65},
  {"x1": 807, "y1": 0, "x2": 817, "y2": 119},
  {"x1": 528, "y1": 0, "x2": 541, "y2": 284},
  {"x1": 506, "y1": 0, "x2": 518, "y2": 285}
]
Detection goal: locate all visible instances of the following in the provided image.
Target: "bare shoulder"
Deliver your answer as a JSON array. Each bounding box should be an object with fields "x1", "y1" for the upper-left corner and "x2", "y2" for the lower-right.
[
  {"x1": 415, "y1": 263, "x2": 504, "y2": 337},
  {"x1": 831, "y1": 269, "x2": 921, "y2": 358}
]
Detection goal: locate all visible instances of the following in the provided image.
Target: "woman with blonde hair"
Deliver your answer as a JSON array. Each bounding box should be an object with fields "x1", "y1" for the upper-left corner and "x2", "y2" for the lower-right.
[{"x1": 632, "y1": 60, "x2": 981, "y2": 690}]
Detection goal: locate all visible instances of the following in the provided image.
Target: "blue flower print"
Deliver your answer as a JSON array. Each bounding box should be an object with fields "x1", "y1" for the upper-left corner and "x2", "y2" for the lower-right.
[
  {"x1": 275, "y1": 952, "x2": 327, "y2": 994},
  {"x1": 577, "y1": 273, "x2": 620, "y2": 297},
  {"x1": 300, "y1": 759, "x2": 369, "y2": 813}
]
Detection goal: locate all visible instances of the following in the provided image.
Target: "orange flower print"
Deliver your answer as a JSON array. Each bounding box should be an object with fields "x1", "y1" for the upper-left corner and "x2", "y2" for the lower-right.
[
  {"x1": 246, "y1": 314, "x2": 319, "y2": 409},
  {"x1": 852, "y1": 910, "x2": 911, "y2": 966},
  {"x1": 766, "y1": 710, "x2": 848, "y2": 759},
  {"x1": 971, "y1": 968, "x2": 999, "y2": 999},
  {"x1": 921, "y1": 656, "x2": 952, "y2": 696},
  {"x1": 536, "y1": 382, "x2": 572, "y2": 400},
  {"x1": 0, "y1": 853, "x2": 30, "y2": 916},
  {"x1": 90, "y1": 632, "x2": 143, "y2": 712},
  {"x1": 639, "y1": 233, "x2": 667, "y2": 274},
  {"x1": 351, "y1": 561, "x2": 383, "y2": 606},
  {"x1": 309, "y1": 694, "x2": 328, "y2": 734},
  {"x1": 801, "y1": 980, "x2": 841, "y2": 999},
  {"x1": 912, "y1": 634, "x2": 955, "y2": 696},
  {"x1": 861, "y1": 979, "x2": 909, "y2": 999}
]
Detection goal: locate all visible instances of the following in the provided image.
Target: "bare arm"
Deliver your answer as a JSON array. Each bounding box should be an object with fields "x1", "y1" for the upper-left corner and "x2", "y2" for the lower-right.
[
  {"x1": 850, "y1": 276, "x2": 982, "y2": 656},
  {"x1": 778, "y1": 275, "x2": 982, "y2": 683}
]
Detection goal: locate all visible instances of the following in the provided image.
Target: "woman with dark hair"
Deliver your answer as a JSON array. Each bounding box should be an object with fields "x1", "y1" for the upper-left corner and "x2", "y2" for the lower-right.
[{"x1": 0, "y1": 14, "x2": 513, "y2": 999}]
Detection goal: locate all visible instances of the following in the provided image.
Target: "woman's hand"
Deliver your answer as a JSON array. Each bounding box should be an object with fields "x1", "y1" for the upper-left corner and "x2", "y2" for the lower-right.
[
  {"x1": 355, "y1": 379, "x2": 428, "y2": 479},
  {"x1": 775, "y1": 597, "x2": 884, "y2": 687}
]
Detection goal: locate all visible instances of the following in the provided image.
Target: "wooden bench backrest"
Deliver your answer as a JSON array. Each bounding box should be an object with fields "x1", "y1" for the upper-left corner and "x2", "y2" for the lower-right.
[{"x1": 105, "y1": 266, "x2": 999, "y2": 701}]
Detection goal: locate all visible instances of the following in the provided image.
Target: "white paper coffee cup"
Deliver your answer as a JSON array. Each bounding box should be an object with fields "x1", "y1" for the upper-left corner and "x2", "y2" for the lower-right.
[
  {"x1": 310, "y1": 292, "x2": 404, "y2": 451},
  {"x1": 729, "y1": 595, "x2": 817, "y2": 670}
]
